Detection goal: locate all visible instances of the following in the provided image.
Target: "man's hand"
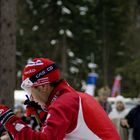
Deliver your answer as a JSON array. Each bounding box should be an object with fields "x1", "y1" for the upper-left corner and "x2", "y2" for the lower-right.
[
  {"x1": 24, "y1": 99, "x2": 42, "y2": 117},
  {"x1": 24, "y1": 99, "x2": 47, "y2": 125},
  {"x1": 120, "y1": 119, "x2": 130, "y2": 128},
  {"x1": 0, "y1": 105, "x2": 14, "y2": 125}
]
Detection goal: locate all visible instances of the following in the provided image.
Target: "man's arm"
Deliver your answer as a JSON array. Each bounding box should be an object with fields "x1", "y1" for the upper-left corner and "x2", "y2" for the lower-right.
[
  {"x1": 1, "y1": 93, "x2": 79, "y2": 140},
  {"x1": 121, "y1": 107, "x2": 136, "y2": 128}
]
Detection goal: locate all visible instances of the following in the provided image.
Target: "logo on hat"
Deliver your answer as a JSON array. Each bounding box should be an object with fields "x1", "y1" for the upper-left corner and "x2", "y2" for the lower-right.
[
  {"x1": 47, "y1": 66, "x2": 53, "y2": 71},
  {"x1": 26, "y1": 60, "x2": 44, "y2": 67},
  {"x1": 36, "y1": 70, "x2": 46, "y2": 79},
  {"x1": 24, "y1": 69, "x2": 36, "y2": 75}
]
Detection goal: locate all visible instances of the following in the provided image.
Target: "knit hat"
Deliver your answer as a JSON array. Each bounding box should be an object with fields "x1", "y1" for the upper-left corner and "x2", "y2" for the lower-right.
[
  {"x1": 21, "y1": 58, "x2": 60, "y2": 93},
  {"x1": 115, "y1": 95, "x2": 125, "y2": 104}
]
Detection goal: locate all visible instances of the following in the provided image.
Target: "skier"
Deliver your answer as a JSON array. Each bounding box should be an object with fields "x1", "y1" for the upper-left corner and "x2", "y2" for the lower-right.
[{"x1": 0, "y1": 58, "x2": 121, "y2": 140}]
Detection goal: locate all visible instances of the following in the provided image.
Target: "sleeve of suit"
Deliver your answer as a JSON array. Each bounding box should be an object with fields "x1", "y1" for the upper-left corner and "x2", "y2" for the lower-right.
[{"x1": 5, "y1": 93, "x2": 79, "y2": 140}]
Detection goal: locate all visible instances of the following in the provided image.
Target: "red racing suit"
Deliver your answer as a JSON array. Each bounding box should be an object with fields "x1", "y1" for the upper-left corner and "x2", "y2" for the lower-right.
[{"x1": 5, "y1": 80, "x2": 121, "y2": 140}]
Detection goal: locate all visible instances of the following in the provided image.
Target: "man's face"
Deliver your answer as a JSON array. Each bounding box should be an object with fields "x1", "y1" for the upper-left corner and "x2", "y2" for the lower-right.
[
  {"x1": 31, "y1": 84, "x2": 50, "y2": 106},
  {"x1": 31, "y1": 86, "x2": 42, "y2": 103},
  {"x1": 15, "y1": 110, "x2": 23, "y2": 118},
  {"x1": 99, "y1": 94, "x2": 108, "y2": 102},
  {"x1": 116, "y1": 101, "x2": 125, "y2": 111}
]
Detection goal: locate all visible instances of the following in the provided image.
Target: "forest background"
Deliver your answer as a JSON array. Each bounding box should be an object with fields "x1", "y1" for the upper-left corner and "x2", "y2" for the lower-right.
[{"x1": 0, "y1": 0, "x2": 140, "y2": 107}]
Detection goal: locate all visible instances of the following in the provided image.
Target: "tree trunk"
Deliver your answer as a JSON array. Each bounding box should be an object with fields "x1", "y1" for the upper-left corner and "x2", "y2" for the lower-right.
[
  {"x1": 0, "y1": 0, "x2": 16, "y2": 108},
  {"x1": 61, "y1": 31, "x2": 67, "y2": 79}
]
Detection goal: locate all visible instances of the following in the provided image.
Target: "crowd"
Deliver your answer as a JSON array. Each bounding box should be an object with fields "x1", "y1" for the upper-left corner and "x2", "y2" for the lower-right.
[
  {"x1": 97, "y1": 87, "x2": 140, "y2": 140},
  {"x1": 0, "y1": 57, "x2": 139, "y2": 140},
  {"x1": 1, "y1": 86, "x2": 139, "y2": 140}
]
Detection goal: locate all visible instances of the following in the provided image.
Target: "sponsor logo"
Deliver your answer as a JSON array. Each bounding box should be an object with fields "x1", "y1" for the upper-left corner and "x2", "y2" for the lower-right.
[
  {"x1": 51, "y1": 95, "x2": 58, "y2": 103},
  {"x1": 24, "y1": 69, "x2": 36, "y2": 75},
  {"x1": 15, "y1": 123, "x2": 25, "y2": 131},
  {"x1": 26, "y1": 60, "x2": 44, "y2": 67},
  {"x1": 47, "y1": 66, "x2": 53, "y2": 71},
  {"x1": 36, "y1": 70, "x2": 45, "y2": 78}
]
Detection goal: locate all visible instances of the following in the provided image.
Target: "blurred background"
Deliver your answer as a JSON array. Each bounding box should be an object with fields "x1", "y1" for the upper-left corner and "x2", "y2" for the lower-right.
[{"x1": 0, "y1": 0, "x2": 140, "y2": 108}]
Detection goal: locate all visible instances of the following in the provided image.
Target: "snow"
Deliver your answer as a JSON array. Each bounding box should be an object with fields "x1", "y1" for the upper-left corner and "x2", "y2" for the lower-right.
[
  {"x1": 50, "y1": 39, "x2": 57, "y2": 45},
  {"x1": 57, "y1": 0, "x2": 62, "y2": 6},
  {"x1": 68, "y1": 50, "x2": 74, "y2": 57},
  {"x1": 32, "y1": 25, "x2": 39, "y2": 31},
  {"x1": 66, "y1": 29, "x2": 73, "y2": 38},
  {"x1": 62, "y1": 6, "x2": 71, "y2": 14},
  {"x1": 59, "y1": 29, "x2": 64, "y2": 35},
  {"x1": 79, "y1": 6, "x2": 88, "y2": 15},
  {"x1": 40, "y1": 19, "x2": 45, "y2": 24},
  {"x1": 70, "y1": 66, "x2": 79, "y2": 73}
]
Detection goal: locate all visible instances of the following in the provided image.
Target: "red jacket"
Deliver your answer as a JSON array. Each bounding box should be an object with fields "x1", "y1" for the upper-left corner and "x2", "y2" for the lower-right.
[{"x1": 5, "y1": 80, "x2": 121, "y2": 140}]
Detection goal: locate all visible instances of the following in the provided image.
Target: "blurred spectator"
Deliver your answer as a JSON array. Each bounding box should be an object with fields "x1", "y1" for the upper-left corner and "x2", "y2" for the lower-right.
[
  {"x1": 121, "y1": 94, "x2": 140, "y2": 140},
  {"x1": 109, "y1": 95, "x2": 129, "y2": 118},
  {"x1": 97, "y1": 86, "x2": 112, "y2": 114},
  {"x1": 14, "y1": 105, "x2": 24, "y2": 117},
  {"x1": 109, "y1": 95, "x2": 130, "y2": 140},
  {"x1": 14, "y1": 105, "x2": 28, "y2": 123},
  {"x1": 14, "y1": 105, "x2": 39, "y2": 130}
]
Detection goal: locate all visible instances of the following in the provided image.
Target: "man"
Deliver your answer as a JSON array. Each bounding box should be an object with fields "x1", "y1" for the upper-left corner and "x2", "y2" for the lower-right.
[
  {"x1": 121, "y1": 94, "x2": 140, "y2": 140},
  {"x1": 0, "y1": 58, "x2": 121, "y2": 140},
  {"x1": 97, "y1": 87, "x2": 112, "y2": 114}
]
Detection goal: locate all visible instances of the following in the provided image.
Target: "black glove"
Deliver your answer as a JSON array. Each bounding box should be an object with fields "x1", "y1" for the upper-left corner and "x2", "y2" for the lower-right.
[
  {"x1": 24, "y1": 97, "x2": 47, "y2": 125},
  {"x1": 24, "y1": 99, "x2": 42, "y2": 110}
]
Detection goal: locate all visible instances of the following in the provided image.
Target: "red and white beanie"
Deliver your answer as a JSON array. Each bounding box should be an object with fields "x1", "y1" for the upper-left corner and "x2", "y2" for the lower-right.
[{"x1": 22, "y1": 58, "x2": 60, "y2": 86}]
